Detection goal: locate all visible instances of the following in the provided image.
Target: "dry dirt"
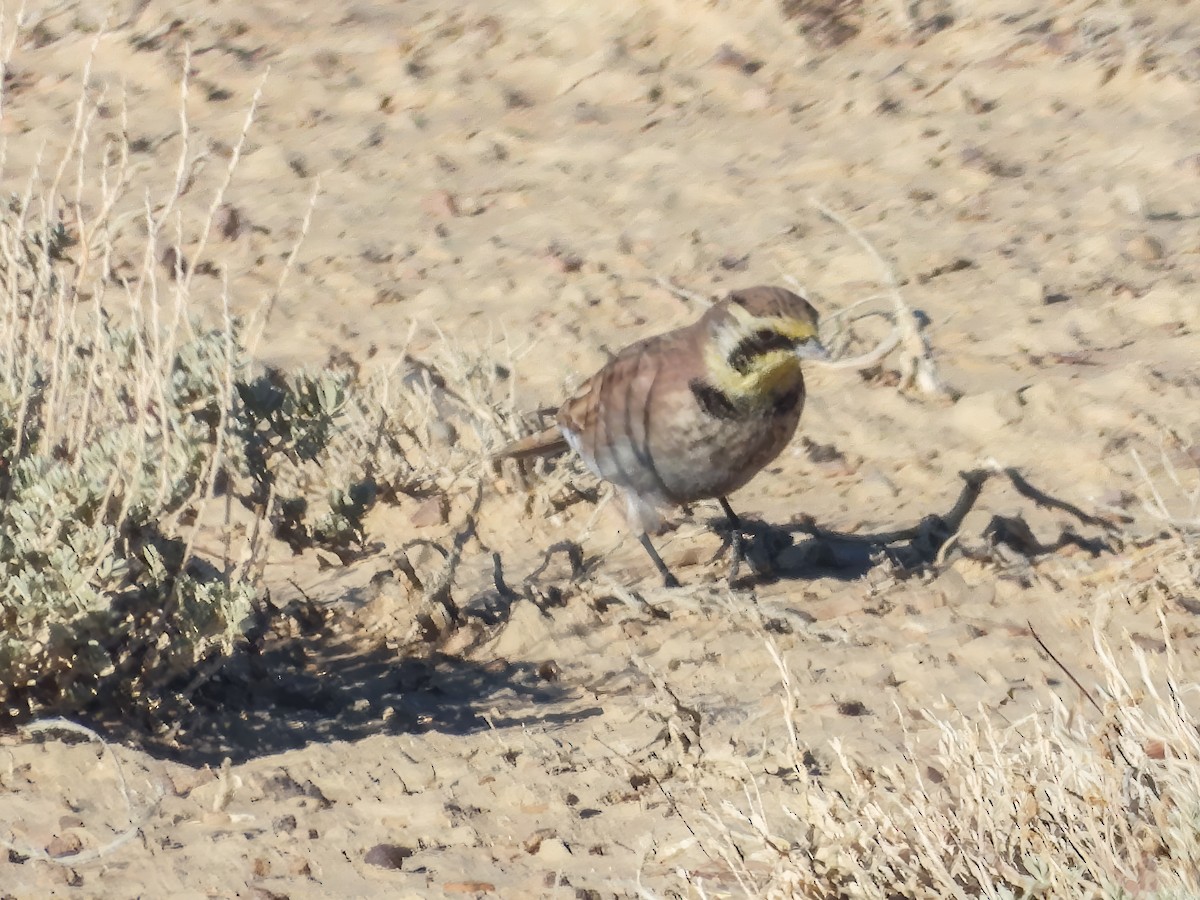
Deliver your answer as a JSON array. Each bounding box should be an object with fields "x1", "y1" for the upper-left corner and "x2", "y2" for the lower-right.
[{"x1": 2, "y1": 0, "x2": 1200, "y2": 896}]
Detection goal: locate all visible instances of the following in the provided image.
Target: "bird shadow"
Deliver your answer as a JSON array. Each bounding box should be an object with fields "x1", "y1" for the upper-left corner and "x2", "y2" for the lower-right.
[{"x1": 709, "y1": 466, "x2": 1119, "y2": 586}]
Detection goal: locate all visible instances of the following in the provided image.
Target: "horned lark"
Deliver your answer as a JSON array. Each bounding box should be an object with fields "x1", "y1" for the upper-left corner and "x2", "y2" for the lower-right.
[{"x1": 495, "y1": 285, "x2": 827, "y2": 586}]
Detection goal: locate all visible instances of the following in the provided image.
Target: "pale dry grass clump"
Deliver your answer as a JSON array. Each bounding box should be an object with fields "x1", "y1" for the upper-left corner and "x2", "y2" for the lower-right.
[{"x1": 701, "y1": 567, "x2": 1200, "y2": 899}]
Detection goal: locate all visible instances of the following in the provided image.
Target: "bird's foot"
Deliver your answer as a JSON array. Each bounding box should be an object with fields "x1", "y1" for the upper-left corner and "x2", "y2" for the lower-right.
[
  {"x1": 638, "y1": 532, "x2": 683, "y2": 589},
  {"x1": 708, "y1": 517, "x2": 794, "y2": 583}
]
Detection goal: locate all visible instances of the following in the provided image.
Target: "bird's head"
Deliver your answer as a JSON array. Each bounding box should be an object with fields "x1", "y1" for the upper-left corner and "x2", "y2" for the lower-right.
[{"x1": 703, "y1": 286, "x2": 827, "y2": 400}]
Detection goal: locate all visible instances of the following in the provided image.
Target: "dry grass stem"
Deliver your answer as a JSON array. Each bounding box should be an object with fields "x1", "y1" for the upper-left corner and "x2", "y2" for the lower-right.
[
  {"x1": 809, "y1": 196, "x2": 955, "y2": 397},
  {"x1": 1, "y1": 719, "x2": 163, "y2": 866}
]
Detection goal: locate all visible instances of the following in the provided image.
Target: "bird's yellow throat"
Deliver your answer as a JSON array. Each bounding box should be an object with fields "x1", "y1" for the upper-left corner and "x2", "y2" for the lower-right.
[{"x1": 703, "y1": 319, "x2": 810, "y2": 404}]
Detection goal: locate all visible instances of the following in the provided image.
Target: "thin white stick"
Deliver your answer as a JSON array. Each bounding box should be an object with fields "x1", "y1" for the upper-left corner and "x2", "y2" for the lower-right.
[
  {"x1": 2, "y1": 719, "x2": 163, "y2": 866},
  {"x1": 809, "y1": 197, "x2": 954, "y2": 397}
]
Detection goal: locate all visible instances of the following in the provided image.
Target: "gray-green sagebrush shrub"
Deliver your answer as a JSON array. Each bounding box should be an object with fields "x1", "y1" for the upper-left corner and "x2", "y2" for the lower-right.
[
  {"x1": 0, "y1": 205, "x2": 387, "y2": 721},
  {"x1": 0, "y1": 322, "x2": 389, "y2": 717},
  {"x1": 0, "y1": 315, "x2": 257, "y2": 718},
  {"x1": 0, "y1": 173, "x2": 514, "y2": 722}
]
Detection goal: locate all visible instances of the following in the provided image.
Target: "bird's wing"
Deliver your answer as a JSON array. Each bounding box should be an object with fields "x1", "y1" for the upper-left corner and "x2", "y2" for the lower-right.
[{"x1": 556, "y1": 324, "x2": 707, "y2": 501}]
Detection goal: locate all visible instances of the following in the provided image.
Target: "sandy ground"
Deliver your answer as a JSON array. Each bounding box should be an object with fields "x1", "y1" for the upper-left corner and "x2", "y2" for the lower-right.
[{"x1": 2, "y1": 0, "x2": 1200, "y2": 895}]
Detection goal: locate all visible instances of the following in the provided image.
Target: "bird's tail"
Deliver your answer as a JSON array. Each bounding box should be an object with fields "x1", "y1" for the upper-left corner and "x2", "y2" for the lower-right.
[{"x1": 491, "y1": 425, "x2": 570, "y2": 461}]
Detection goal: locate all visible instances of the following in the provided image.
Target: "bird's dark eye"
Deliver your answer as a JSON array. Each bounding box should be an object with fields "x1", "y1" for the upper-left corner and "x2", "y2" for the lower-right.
[{"x1": 727, "y1": 328, "x2": 795, "y2": 373}]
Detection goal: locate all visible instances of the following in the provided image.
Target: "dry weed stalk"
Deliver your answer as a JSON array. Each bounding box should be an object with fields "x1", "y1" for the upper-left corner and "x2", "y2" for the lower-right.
[
  {"x1": 1131, "y1": 446, "x2": 1200, "y2": 535},
  {"x1": 699, "y1": 619, "x2": 1200, "y2": 899},
  {"x1": 655, "y1": 199, "x2": 948, "y2": 396},
  {"x1": 0, "y1": 718, "x2": 163, "y2": 865},
  {"x1": 807, "y1": 197, "x2": 954, "y2": 398},
  {"x1": 0, "y1": 28, "x2": 320, "y2": 717}
]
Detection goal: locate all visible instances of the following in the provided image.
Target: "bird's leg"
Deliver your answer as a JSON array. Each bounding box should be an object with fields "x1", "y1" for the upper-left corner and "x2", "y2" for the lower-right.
[
  {"x1": 638, "y1": 532, "x2": 681, "y2": 588},
  {"x1": 710, "y1": 496, "x2": 746, "y2": 582},
  {"x1": 709, "y1": 497, "x2": 793, "y2": 582}
]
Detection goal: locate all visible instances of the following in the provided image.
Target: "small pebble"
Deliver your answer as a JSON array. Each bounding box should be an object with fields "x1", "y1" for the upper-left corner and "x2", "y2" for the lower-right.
[
  {"x1": 421, "y1": 190, "x2": 459, "y2": 218},
  {"x1": 1123, "y1": 233, "x2": 1165, "y2": 262},
  {"x1": 410, "y1": 494, "x2": 449, "y2": 527},
  {"x1": 160, "y1": 246, "x2": 188, "y2": 279},
  {"x1": 364, "y1": 843, "x2": 413, "y2": 870},
  {"x1": 45, "y1": 833, "x2": 82, "y2": 858},
  {"x1": 213, "y1": 203, "x2": 243, "y2": 240}
]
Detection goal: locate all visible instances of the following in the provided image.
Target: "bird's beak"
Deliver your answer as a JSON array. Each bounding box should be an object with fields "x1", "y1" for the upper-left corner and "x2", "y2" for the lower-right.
[{"x1": 793, "y1": 336, "x2": 830, "y2": 362}]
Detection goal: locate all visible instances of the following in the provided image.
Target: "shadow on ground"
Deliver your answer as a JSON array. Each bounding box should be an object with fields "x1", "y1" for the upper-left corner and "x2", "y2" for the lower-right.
[
  {"x1": 705, "y1": 466, "x2": 1118, "y2": 585},
  {"x1": 57, "y1": 470, "x2": 1111, "y2": 767},
  {"x1": 84, "y1": 629, "x2": 593, "y2": 768}
]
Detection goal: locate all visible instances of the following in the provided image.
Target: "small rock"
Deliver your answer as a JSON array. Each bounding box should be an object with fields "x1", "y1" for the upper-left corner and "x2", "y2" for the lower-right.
[
  {"x1": 1015, "y1": 277, "x2": 1043, "y2": 304},
  {"x1": 936, "y1": 568, "x2": 973, "y2": 605},
  {"x1": 421, "y1": 190, "x2": 459, "y2": 218},
  {"x1": 503, "y1": 88, "x2": 534, "y2": 108},
  {"x1": 292, "y1": 858, "x2": 313, "y2": 877},
  {"x1": 1130, "y1": 633, "x2": 1167, "y2": 654},
  {"x1": 444, "y1": 883, "x2": 496, "y2": 894},
  {"x1": 837, "y1": 700, "x2": 870, "y2": 717},
  {"x1": 428, "y1": 419, "x2": 458, "y2": 446},
  {"x1": 30, "y1": 859, "x2": 81, "y2": 886},
  {"x1": 574, "y1": 102, "x2": 608, "y2": 124},
  {"x1": 951, "y1": 390, "x2": 1022, "y2": 435},
  {"x1": 742, "y1": 86, "x2": 771, "y2": 111},
  {"x1": 984, "y1": 514, "x2": 1042, "y2": 556},
  {"x1": 1175, "y1": 153, "x2": 1200, "y2": 175},
  {"x1": 213, "y1": 203, "x2": 243, "y2": 240},
  {"x1": 960, "y1": 145, "x2": 1024, "y2": 178},
  {"x1": 160, "y1": 246, "x2": 188, "y2": 279},
  {"x1": 45, "y1": 833, "x2": 82, "y2": 858},
  {"x1": 672, "y1": 544, "x2": 706, "y2": 568},
  {"x1": 274, "y1": 814, "x2": 298, "y2": 834},
  {"x1": 364, "y1": 843, "x2": 413, "y2": 870},
  {"x1": 801, "y1": 437, "x2": 860, "y2": 478},
  {"x1": 524, "y1": 828, "x2": 555, "y2": 855},
  {"x1": 1123, "y1": 233, "x2": 1165, "y2": 262},
  {"x1": 1122, "y1": 286, "x2": 1188, "y2": 328},
  {"x1": 260, "y1": 771, "x2": 332, "y2": 809},
  {"x1": 393, "y1": 758, "x2": 436, "y2": 792},
  {"x1": 410, "y1": 494, "x2": 449, "y2": 527},
  {"x1": 710, "y1": 43, "x2": 763, "y2": 74},
  {"x1": 546, "y1": 242, "x2": 584, "y2": 273},
  {"x1": 536, "y1": 838, "x2": 573, "y2": 862}
]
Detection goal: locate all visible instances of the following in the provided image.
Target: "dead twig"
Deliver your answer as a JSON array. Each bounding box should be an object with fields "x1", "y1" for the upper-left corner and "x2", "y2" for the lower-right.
[
  {"x1": 809, "y1": 197, "x2": 956, "y2": 398},
  {"x1": 654, "y1": 276, "x2": 715, "y2": 309},
  {"x1": 1028, "y1": 625, "x2": 1149, "y2": 793},
  {"x1": 2, "y1": 719, "x2": 163, "y2": 865}
]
